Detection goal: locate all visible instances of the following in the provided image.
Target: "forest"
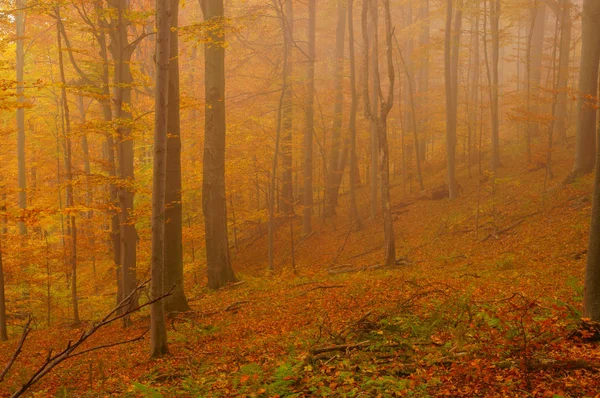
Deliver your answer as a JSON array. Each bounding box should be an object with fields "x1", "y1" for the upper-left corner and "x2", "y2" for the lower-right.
[{"x1": 1, "y1": 0, "x2": 600, "y2": 396}]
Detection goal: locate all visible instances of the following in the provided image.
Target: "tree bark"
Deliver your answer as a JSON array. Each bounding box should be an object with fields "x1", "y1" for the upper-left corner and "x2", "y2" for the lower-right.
[
  {"x1": 150, "y1": 0, "x2": 171, "y2": 358},
  {"x1": 280, "y1": 0, "x2": 294, "y2": 215},
  {"x1": 348, "y1": 0, "x2": 361, "y2": 228},
  {"x1": 570, "y1": 0, "x2": 600, "y2": 178},
  {"x1": 16, "y1": 0, "x2": 27, "y2": 236},
  {"x1": 56, "y1": 6, "x2": 79, "y2": 325},
  {"x1": 201, "y1": 0, "x2": 237, "y2": 288},
  {"x1": 303, "y1": 0, "x2": 316, "y2": 236},
  {"x1": 108, "y1": 0, "x2": 138, "y2": 323},
  {"x1": 488, "y1": 0, "x2": 500, "y2": 172},
  {"x1": 164, "y1": 0, "x2": 189, "y2": 314},
  {"x1": 0, "y1": 223, "x2": 6, "y2": 341},
  {"x1": 527, "y1": 1, "x2": 546, "y2": 139},
  {"x1": 368, "y1": 0, "x2": 379, "y2": 219},
  {"x1": 325, "y1": 0, "x2": 347, "y2": 217},
  {"x1": 554, "y1": 0, "x2": 571, "y2": 144}
]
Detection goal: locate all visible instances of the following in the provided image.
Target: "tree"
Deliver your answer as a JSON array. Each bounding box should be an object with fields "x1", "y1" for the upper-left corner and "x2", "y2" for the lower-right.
[
  {"x1": 526, "y1": 1, "x2": 545, "y2": 158},
  {"x1": 302, "y1": 0, "x2": 316, "y2": 235},
  {"x1": 107, "y1": 0, "x2": 139, "y2": 321},
  {"x1": 367, "y1": 0, "x2": 379, "y2": 219},
  {"x1": 347, "y1": 0, "x2": 361, "y2": 228},
  {"x1": 0, "y1": 216, "x2": 6, "y2": 341},
  {"x1": 324, "y1": 0, "x2": 347, "y2": 217},
  {"x1": 55, "y1": 5, "x2": 79, "y2": 325},
  {"x1": 569, "y1": 0, "x2": 600, "y2": 179},
  {"x1": 201, "y1": 0, "x2": 237, "y2": 289},
  {"x1": 483, "y1": 0, "x2": 500, "y2": 172},
  {"x1": 150, "y1": 0, "x2": 171, "y2": 358},
  {"x1": 164, "y1": 0, "x2": 189, "y2": 314},
  {"x1": 445, "y1": 0, "x2": 463, "y2": 199},
  {"x1": 363, "y1": 0, "x2": 396, "y2": 266},
  {"x1": 16, "y1": 0, "x2": 26, "y2": 236}
]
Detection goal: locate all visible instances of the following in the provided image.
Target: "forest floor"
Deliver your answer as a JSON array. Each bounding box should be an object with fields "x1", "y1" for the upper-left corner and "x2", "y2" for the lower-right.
[{"x1": 2, "y1": 144, "x2": 600, "y2": 397}]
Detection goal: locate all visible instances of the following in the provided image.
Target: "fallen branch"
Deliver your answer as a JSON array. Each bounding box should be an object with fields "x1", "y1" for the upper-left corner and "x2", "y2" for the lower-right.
[
  {"x1": 310, "y1": 340, "x2": 371, "y2": 355},
  {"x1": 480, "y1": 212, "x2": 540, "y2": 242},
  {"x1": 0, "y1": 317, "x2": 32, "y2": 383},
  {"x1": 8, "y1": 279, "x2": 172, "y2": 398},
  {"x1": 296, "y1": 285, "x2": 345, "y2": 297}
]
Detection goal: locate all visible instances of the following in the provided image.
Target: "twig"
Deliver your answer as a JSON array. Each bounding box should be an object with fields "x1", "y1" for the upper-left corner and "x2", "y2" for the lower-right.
[
  {"x1": 0, "y1": 317, "x2": 32, "y2": 383},
  {"x1": 296, "y1": 285, "x2": 345, "y2": 297},
  {"x1": 310, "y1": 340, "x2": 371, "y2": 355}
]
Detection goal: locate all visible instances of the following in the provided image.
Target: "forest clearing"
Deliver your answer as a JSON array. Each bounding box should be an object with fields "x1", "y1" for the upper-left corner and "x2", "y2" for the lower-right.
[{"x1": 1, "y1": 0, "x2": 600, "y2": 396}]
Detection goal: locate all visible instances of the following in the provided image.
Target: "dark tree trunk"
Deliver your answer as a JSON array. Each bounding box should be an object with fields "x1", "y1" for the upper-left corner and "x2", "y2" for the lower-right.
[
  {"x1": 201, "y1": 0, "x2": 237, "y2": 288},
  {"x1": 56, "y1": 6, "x2": 79, "y2": 325},
  {"x1": 325, "y1": 0, "x2": 347, "y2": 217},
  {"x1": 164, "y1": 0, "x2": 189, "y2": 313},
  {"x1": 150, "y1": 0, "x2": 171, "y2": 358},
  {"x1": 303, "y1": 0, "x2": 316, "y2": 235},
  {"x1": 16, "y1": 0, "x2": 27, "y2": 236},
  {"x1": 280, "y1": 0, "x2": 294, "y2": 215},
  {"x1": 108, "y1": 0, "x2": 138, "y2": 322},
  {"x1": 570, "y1": 0, "x2": 600, "y2": 178},
  {"x1": 554, "y1": 0, "x2": 571, "y2": 144},
  {"x1": 0, "y1": 227, "x2": 6, "y2": 341},
  {"x1": 348, "y1": 0, "x2": 361, "y2": 228}
]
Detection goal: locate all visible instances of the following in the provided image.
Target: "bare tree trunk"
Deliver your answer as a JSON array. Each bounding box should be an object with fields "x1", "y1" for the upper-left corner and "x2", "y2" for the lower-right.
[
  {"x1": 325, "y1": 0, "x2": 347, "y2": 217},
  {"x1": 108, "y1": 0, "x2": 138, "y2": 323},
  {"x1": 368, "y1": 0, "x2": 379, "y2": 219},
  {"x1": 554, "y1": 0, "x2": 571, "y2": 144},
  {"x1": 164, "y1": 0, "x2": 189, "y2": 313},
  {"x1": 418, "y1": 0, "x2": 429, "y2": 162},
  {"x1": 280, "y1": 0, "x2": 294, "y2": 215},
  {"x1": 150, "y1": 0, "x2": 171, "y2": 358},
  {"x1": 364, "y1": 0, "x2": 396, "y2": 266},
  {"x1": 445, "y1": 0, "x2": 462, "y2": 199},
  {"x1": 348, "y1": 0, "x2": 361, "y2": 228},
  {"x1": 201, "y1": 0, "x2": 237, "y2": 288},
  {"x1": 570, "y1": 0, "x2": 600, "y2": 179},
  {"x1": 16, "y1": 0, "x2": 27, "y2": 236},
  {"x1": 528, "y1": 2, "x2": 546, "y2": 140},
  {"x1": 467, "y1": 7, "x2": 480, "y2": 178},
  {"x1": 487, "y1": 0, "x2": 500, "y2": 172},
  {"x1": 56, "y1": 5, "x2": 79, "y2": 325},
  {"x1": 0, "y1": 224, "x2": 6, "y2": 341},
  {"x1": 303, "y1": 0, "x2": 316, "y2": 235},
  {"x1": 584, "y1": 68, "x2": 600, "y2": 321}
]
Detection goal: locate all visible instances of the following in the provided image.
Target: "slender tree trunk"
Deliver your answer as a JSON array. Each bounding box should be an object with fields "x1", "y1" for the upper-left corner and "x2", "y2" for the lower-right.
[
  {"x1": 348, "y1": 0, "x2": 361, "y2": 228},
  {"x1": 418, "y1": 0, "x2": 429, "y2": 162},
  {"x1": 554, "y1": 0, "x2": 571, "y2": 144},
  {"x1": 445, "y1": 0, "x2": 462, "y2": 199},
  {"x1": 164, "y1": 0, "x2": 189, "y2": 313},
  {"x1": 528, "y1": 2, "x2": 546, "y2": 139},
  {"x1": 16, "y1": 0, "x2": 27, "y2": 236},
  {"x1": 0, "y1": 224, "x2": 6, "y2": 341},
  {"x1": 368, "y1": 0, "x2": 379, "y2": 219},
  {"x1": 150, "y1": 0, "x2": 171, "y2": 358},
  {"x1": 468, "y1": 8, "x2": 480, "y2": 177},
  {"x1": 56, "y1": 6, "x2": 79, "y2": 325},
  {"x1": 201, "y1": 0, "x2": 237, "y2": 288},
  {"x1": 325, "y1": 0, "x2": 347, "y2": 217},
  {"x1": 570, "y1": 0, "x2": 600, "y2": 178},
  {"x1": 488, "y1": 0, "x2": 500, "y2": 171},
  {"x1": 303, "y1": 0, "x2": 316, "y2": 235},
  {"x1": 108, "y1": 0, "x2": 138, "y2": 322},
  {"x1": 280, "y1": 0, "x2": 294, "y2": 215}
]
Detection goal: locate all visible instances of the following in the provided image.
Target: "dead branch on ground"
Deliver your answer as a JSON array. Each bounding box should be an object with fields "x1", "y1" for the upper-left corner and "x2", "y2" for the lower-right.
[{"x1": 0, "y1": 317, "x2": 32, "y2": 383}]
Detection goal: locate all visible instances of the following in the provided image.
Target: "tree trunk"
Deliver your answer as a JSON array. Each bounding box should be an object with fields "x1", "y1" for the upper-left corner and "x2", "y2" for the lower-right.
[
  {"x1": 325, "y1": 0, "x2": 347, "y2": 217},
  {"x1": 570, "y1": 0, "x2": 600, "y2": 178},
  {"x1": 108, "y1": 0, "x2": 138, "y2": 323},
  {"x1": 583, "y1": 79, "x2": 600, "y2": 321},
  {"x1": 0, "y1": 225, "x2": 6, "y2": 341},
  {"x1": 201, "y1": 0, "x2": 237, "y2": 288},
  {"x1": 164, "y1": 0, "x2": 189, "y2": 314},
  {"x1": 468, "y1": 6, "x2": 480, "y2": 177},
  {"x1": 280, "y1": 0, "x2": 294, "y2": 215},
  {"x1": 16, "y1": 0, "x2": 27, "y2": 236},
  {"x1": 418, "y1": 0, "x2": 429, "y2": 163},
  {"x1": 445, "y1": 0, "x2": 462, "y2": 199},
  {"x1": 368, "y1": 0, "x2": 379, "y2": 219},
  {"x1": 348, "y1": 0, "x2": 361, "y2": 228},
  {"x1": 150, "y1": 0, "x2": 171, "y2": 358},
  {"x1": 56, "y1": 6, "x2": 79, "y2": 325},
  {"x1": 528, "y1": 2, "x2": 546, "y2": 139},
  {"x1": 554, "y1": 0, "x2": 571, "y2": 144},
  {"x1": 489, "y1": 0, "x2": 500, "y2": 171},
  {"x1": 363, "y1": 0, "x2": 396, "y2": 266},
  {"x1": 302, "y1": 0, "x2": 316, "y2": 235}
]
